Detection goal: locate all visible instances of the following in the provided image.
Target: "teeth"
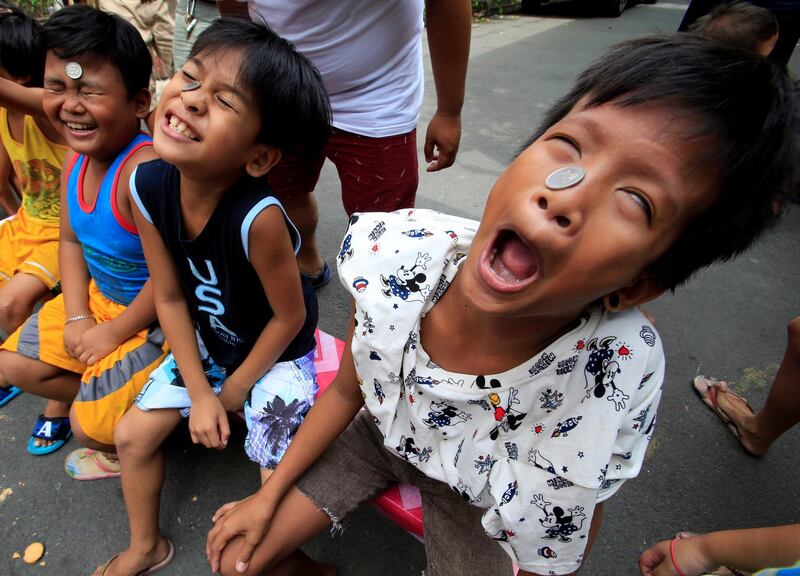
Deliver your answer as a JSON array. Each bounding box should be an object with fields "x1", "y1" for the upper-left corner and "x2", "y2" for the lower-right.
[
  {"x1": 168, "y1": 115, "x2": 198, "y2": 140},
  {"x1": 66, "y1": 122, "x2": 94, "y2": 131}
]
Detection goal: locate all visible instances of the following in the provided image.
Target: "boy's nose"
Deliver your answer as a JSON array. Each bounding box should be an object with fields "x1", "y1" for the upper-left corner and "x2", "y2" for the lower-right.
[
  {"x1": 535, "y1": 186, "x2": 583, "y2": 234},
  {"x1": 180, "y1": 87, "x2": 206, "y2": 114},
  {"x1": 63, "y1": 92, "x2": 86, "y2": 114}
]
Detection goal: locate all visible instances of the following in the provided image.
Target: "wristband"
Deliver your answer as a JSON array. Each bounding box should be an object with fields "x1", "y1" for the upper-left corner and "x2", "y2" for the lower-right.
[
  {"x1": 65, "y1": 313, "x2": 94, "y2": 325},
  {"x1": 670, "y1": 537, "x2": 687, "y2": 576}
]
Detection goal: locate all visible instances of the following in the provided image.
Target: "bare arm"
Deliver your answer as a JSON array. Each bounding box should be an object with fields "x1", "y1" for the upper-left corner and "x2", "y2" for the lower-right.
[
  {"x1": 641, "y1": 524, "x2": 800, "y2": 576},
  {"x1": 217, "y1": 206, "x2": 307, "y2": 412},
  {"x1": 206, "y1": 306, "x2": 364, "y2": 572},
  {"x1": 424, "y1": 0, "x2": 471, "y2": 172},
  {"x1": 0, "y1": 77, "x2": 48, "y2": 119},
  {"x1": 131, "y1": 192, "x2": 228, "y2": 448}
]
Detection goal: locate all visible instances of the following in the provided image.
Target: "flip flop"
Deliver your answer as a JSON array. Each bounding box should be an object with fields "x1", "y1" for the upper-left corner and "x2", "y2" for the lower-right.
[
  {"x1": 96, "y1": 539, "x2": 174, "y2": 576},
  {"x1": 27, "y1": 414, "x2": 72, "y2": 455},
  {"x1": 692, "y1": 376, "x2": 760, "y2": 456},
  {"x1": 65, "y1": 448, "x2": 121, "y2": 480},
  {"x1": 0, "y1": 385, "x2": 22, "y2": 407}
]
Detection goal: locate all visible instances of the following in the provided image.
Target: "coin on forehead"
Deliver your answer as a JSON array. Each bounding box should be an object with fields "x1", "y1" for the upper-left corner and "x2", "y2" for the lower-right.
[
  {"x1": 65, "y1": 61, "x2": 83, "y2": 80},
  {"x1": 545, "y1": 166, "x2": 585, "y2": 190}
]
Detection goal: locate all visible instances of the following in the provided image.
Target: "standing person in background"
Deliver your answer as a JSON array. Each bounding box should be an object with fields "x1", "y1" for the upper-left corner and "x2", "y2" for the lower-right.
[
  {"x1": 98, "y1": 0, "x2": 176, "y2": 105},
  {"x1": 218, "y1": 0, "x2": 471, "y2": 289},
  {"x1": 172, "y1": 0, "x2": 220, "y2": 70}
]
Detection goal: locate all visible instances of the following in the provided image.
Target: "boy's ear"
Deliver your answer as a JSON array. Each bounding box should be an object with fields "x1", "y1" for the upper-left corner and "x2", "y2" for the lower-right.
[
  {"x1": 133, "y1": 88, "x2": 151, "y2": 120},
  {"x1": 603, "y1": 274, "x2": 666, "y2": 312},
  {"x1": 245, "y1": 144, "x2": 282, "y2": 178}
]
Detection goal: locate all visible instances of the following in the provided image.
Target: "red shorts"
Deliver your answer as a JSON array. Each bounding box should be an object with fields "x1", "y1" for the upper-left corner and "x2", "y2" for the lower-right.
[{"x1": 268, "y1": 128, "x2": 418, "y2": 216}]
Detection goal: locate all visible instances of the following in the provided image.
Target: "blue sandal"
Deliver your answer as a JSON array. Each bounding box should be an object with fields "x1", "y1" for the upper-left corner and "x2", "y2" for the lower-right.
[
  {"x1": 27, "y1": 414, "x2": 72, "y2": 456},
  {"x1": 0, "y1": 385, "x2": 22, "y2": 408}
]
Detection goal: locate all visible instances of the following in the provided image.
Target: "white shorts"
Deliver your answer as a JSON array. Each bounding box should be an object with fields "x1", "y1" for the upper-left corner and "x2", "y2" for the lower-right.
[{"x1": 135, "y1": 334, "x2": 317, "y2": 469}]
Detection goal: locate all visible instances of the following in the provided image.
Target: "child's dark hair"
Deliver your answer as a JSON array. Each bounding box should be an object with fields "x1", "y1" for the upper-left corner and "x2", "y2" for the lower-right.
[
  {"x1": 189, "y1": 18, "x2": 330, "y2": 156},
  {"x1": 0, "y1": 2, "x2": 44, "y2": 87},
  {"x1": 37, "y1": 4, "x2": 151, "y2": 99},
  {"x1": 523, "y1": 34, "x2": 797, "y2": 290},
  {"x1": 690, "y1": 1, "x2": 779, "y2": 54}
]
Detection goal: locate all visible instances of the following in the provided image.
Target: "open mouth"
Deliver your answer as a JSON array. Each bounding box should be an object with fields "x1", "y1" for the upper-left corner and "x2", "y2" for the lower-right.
[
  {"x1": 166, "y1": 113, "x2": 200, "y2": 141},
  {"x1": 480, "y1": 229, "x2": 540, "y2": 293}
]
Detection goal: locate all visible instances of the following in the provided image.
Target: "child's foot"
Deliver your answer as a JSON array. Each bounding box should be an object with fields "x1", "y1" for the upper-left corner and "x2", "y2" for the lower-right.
[
  {"x1": 65, "y1": 448, "x2": 121, "y2": 480},
  {"x1": 692, "y1": 376, "x2": 769, "y2": 457},
  {"x1": 30, "y1": 401, "x2": 70, "y2": 450},
  {"x1": 91, "y1": 538, "x2": 173, "y2": 576}
]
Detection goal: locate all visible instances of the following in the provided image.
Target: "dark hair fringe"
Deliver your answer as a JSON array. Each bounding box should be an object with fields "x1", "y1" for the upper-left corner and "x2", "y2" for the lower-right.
[
  {"x1": 38, "y1": 4, "x2": 151, "y2": 98},
  {"x1": 519, "y1": 33, "x2": 798, "y2": 290},
  {"x1": 188, "y1": 18, "x2": 331, "y2": 157}
]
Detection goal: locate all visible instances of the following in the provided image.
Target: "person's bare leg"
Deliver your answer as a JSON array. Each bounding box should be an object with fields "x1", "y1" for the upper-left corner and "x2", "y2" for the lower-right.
[
  {"x1": 717, "y1": 316, "x2": 800, "y2": 455},
  {"x1": 93, "y1": 406, "x2": 180, "y2": 576},
  {"x1": 0, "y1": 351, "x2": 79, "y2": 447},
  {"x1": 217, "y1": 483, "x2": 335, "y2": 576},
  {"x1": 278, "y1": 192, "x2": 325, "y2": 277},
  {"x1": 0, "y1": 273, "x2": 50, "y2": 392}
]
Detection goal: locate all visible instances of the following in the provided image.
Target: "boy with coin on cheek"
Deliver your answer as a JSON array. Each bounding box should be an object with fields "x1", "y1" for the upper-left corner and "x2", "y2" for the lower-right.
[{"x1": 206, "y1": 34, "x2": 797, "y2": 576}]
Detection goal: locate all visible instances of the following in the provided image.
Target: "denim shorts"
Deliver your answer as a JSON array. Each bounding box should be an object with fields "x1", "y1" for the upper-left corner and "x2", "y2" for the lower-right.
[
  {"x1": 136, "y1": 336, "x2": 316, "y2": 469},
  {"x1": 295, "y1": 410, "x2": 514, "y2": 576}
]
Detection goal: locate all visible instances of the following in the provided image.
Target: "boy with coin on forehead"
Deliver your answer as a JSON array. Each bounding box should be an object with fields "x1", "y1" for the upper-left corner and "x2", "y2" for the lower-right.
[
  {"x1": 206, "y1": 33, "x2": 797, "y2": 576},
  {"x1": 0, "y1": 4, "x2": 168, "y2": 484}
]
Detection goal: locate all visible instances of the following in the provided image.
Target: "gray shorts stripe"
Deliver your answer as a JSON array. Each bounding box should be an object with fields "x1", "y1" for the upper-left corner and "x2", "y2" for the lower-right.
[
  {"x1": 16, "y1": 312, "x2": 41, "y2": 359},
  {"x1": 78, "y1": 327, "x2": 166, "y2": 402}
]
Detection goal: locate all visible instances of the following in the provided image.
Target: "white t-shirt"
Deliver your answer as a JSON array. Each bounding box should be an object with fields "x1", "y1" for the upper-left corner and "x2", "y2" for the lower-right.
[
  {"x1": 250, "y1": 0, "x2": 425, "y2": 138},
  {"x1": 338, "y1": 209, "x2": 665, "y2": 575}
]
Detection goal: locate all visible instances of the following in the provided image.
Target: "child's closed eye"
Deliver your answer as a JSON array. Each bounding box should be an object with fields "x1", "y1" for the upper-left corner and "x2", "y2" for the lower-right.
[
  {"x1": 215, "y1": 94, "x2": 235, "y2": 111},
  {"x1": 622, "y1": 188, "x2": 653, "y2": 221}
]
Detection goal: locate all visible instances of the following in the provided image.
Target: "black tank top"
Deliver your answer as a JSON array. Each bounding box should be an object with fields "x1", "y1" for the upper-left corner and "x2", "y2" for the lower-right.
[{"x1": 133, "y1": 159, "x2": 317, "y2": 370}]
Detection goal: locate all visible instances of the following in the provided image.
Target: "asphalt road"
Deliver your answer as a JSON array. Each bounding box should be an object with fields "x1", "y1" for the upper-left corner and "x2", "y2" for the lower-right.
[{"x1": 2, "y1": 2, "x2": 799, "y2": 574}]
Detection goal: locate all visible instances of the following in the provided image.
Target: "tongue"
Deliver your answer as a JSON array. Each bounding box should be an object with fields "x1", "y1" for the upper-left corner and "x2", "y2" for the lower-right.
[{"x1": 495, "y1": 235, "x2": 538, "y2": 281}]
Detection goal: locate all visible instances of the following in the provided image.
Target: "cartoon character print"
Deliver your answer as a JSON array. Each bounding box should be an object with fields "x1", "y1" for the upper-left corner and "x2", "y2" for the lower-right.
[
  {"x1": 488, "y1": 387, "x2": 527, "y2": 440},
  {"x1": 373, "y1": 379, "x2": 385, "y2": 404},
  {"x1": 395, "y1": 435, "x2": 431, "y2": 463},
  {"x1": 528, "y1": 449, "x2": 556, "y2": 474},
  {"x1": 583, "y1": 336, "x2": 631, "y2": 411},
  {"x1": 422, "y1": 400, "x2": 472, "y2": 429},
  {"x1": 531, "y1": 494, "x2": 588, "y2": 543},
  {"x1": 551, "y1": 416, "x2": 582, "y2": 438},
  {"x1": 17, "y1": 158, "x2": 61, "y2": 220},
  {"x1": 338, "y1": 233, "x2": 354, "y2": 264},
  {"x1": 498, "y1": 480, "x2": 518, "y2": 506},
  {"x1": 380, "y1": 252, "x2": 432, "y2": 302},
  {"x1": 402, "y1": 228, "x2": 433, "y2": 239},
  {"x1": 453, "y1": 479, "x2": 482, "y2": 504}
]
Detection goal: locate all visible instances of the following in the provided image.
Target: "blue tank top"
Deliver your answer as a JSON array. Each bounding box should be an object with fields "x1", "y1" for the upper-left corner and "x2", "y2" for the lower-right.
[{"x1": 66, "y1": 133, "x2": 151, "y2": 305}]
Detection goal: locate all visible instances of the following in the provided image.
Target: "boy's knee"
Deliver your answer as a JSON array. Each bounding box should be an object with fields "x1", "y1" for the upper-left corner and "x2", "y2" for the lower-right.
[
  {"x1": 0, "y1": 294, "x2": 33, "y2": 333},
  {"x1": 0, "y1": 350, "x2": 28, "y2": 387},
  {"x1": 217, "y1": 538, "x2": 266, "y2": 576},
  {"x1": 113, "y1": 412, "x2": 147, "y2": 457}
]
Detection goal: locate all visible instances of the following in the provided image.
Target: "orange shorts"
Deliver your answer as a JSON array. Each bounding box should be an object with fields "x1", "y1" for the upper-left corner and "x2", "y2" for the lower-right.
[
  {"x1": 0, "y1": 209, "x2": 59, "y2": 290},
  {"x1": 2, "y1": 280, "x2": 168, "y2": 445}
]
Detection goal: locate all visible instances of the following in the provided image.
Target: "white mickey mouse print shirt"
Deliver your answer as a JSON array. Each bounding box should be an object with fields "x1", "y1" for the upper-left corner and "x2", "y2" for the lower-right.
[{"x1": 338, "y1": 209, "x2": 664, "y2": 575}]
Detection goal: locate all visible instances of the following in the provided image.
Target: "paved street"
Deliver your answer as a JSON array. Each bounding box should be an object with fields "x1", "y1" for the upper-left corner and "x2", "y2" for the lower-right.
[{"x1": 2, "y1": 2, "x2": 799, "y2": 574}]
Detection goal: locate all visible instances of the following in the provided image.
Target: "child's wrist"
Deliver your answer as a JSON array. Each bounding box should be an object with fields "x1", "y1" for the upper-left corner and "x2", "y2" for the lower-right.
[{"x1": 65, "y1": 312, "x2": 94, "y2": 325}]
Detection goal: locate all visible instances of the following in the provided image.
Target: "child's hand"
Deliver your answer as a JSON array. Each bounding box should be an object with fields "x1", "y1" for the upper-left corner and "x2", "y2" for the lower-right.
[
  {"x1": 206, "y1": 494, "x2": 275, "y2": 574},
  {"x1": 217, "y1": 380, "x2": 249, "y2": 413},
  {"x1": 74, "y1": 321, "x2": 125, "y2": 365},
  {"x1": 63, "y1": 317, "x2": 97, "y2": 360},
  {"x1": 189, "y1": 392, "x2": 230, "y2": 450},
  {"x1": 639, "y1": 537, "x2": 711, "y2": 576}
]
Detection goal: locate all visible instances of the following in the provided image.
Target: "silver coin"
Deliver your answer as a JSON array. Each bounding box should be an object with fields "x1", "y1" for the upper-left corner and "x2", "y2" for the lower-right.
[
  {"x1": 545, "y1": 166, "x2": 585, "y2": 190},
  {"x1": 65, "y1": 61, "x2": 83, "y2": 80},
  {"x1": 181, "y1": 80, "x2": 201, "y2": 92}
]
